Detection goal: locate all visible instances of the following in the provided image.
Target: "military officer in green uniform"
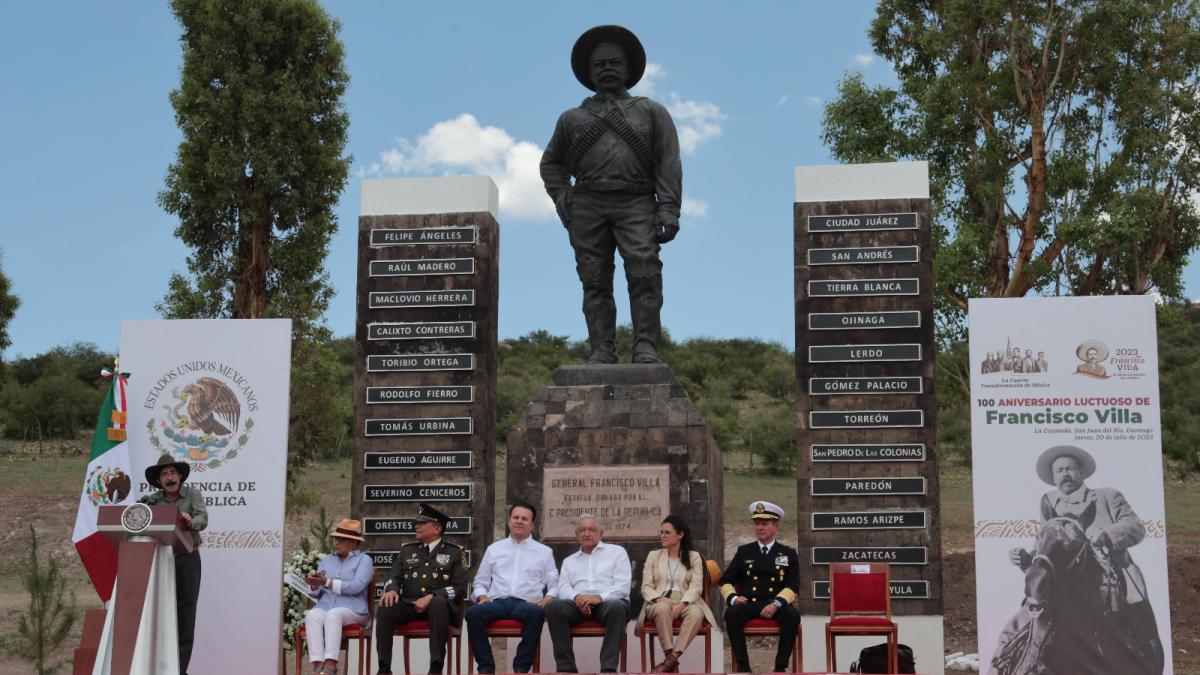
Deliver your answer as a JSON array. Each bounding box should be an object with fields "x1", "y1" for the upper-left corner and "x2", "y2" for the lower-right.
[
  {"x1": 718, "y1": 501, "x2": 801, "y2": 673},
  {"x1": 374, "y1": 503, "x2": 467, "y2": 675}
]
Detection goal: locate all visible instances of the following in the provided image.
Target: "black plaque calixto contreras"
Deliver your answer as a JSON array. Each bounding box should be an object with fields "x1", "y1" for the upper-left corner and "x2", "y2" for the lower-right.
[{"x1": 367, "y1": 321, "x2": 475, "y2": 340}]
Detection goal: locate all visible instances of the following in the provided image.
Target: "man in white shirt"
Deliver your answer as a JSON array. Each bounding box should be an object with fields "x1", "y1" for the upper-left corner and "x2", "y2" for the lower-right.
[
  {"x1": 466, "y1": 501, "x2": 559, "y2": 674},
  {"x1": 545, "y1": 514, "x2": 632, "y2": 673}
]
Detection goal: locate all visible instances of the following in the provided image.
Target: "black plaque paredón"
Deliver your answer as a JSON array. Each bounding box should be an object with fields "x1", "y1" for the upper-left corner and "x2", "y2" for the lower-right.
[
  {"x1": 813, "y1": 580, "x2": 929, "y2": 600},
  {"x1": 363, "y1": 451, "x2": 473, "y2": 470},
  {"x1": 364, "y1": 417, "x2": 472, "y2": 436},
  {"x1": 808, "y1": 310, "x2": 920, "y2": 331},
  {"x1": 370, "y1": 226, "x2": 477, "y2": 246},
  {"x1": 365, "y1": 353, "x2": 473, "y2": 372},
  {"x1": 811, "y1": 510, "x2": 926, "y2": 530},
  {"x1": 365, "y1": 386, "x2": 473, "y2": 405},
  {"x1": 369, "y1": 258, "x2": 475, "y2": 277},
  {"x1": 811, "y1": 477, "x2": 927, "y2": 496},
  {"x1": 807, "y1": 245, "x2": 919, "y2": 265},
  {"x1": 809, "y1": 377, "x2": 923, "y2": 396},
  {"x1": 812, "y1": 547, "x2": 927, "y2": 565},
  {"x1": 367, "y1": 321, "x2": 475, "y2": 341},
  {"x1": 809, "y1": 344, "x2": 921, "y2": 363},
  {"x1": 809, "y1": 409, "x2": 925, "y2": 428},
  {"x1": 807, "y1": 212, "x2": 918, "y2": 233},
  {"x1": 368, "y1": 289, "x2": 475, "y2": 309},
  {"x1": 811, "y1": 444, "x2": 926, "y2": 462},
  {"x1": 808, "y1": 278, "x2": 919, "y2": 297},
  {"x1": 363, "y1": 483, "x2": 473, "y2": 502},
  {"x1": 364, "y1": 516, "x2": 472, "y2": 535}
]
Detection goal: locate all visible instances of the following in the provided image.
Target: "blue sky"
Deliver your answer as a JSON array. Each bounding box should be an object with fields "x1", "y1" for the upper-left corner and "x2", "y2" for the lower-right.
[{"x1": 2, "y1": 2, "x2": 1197, "y2": 359}]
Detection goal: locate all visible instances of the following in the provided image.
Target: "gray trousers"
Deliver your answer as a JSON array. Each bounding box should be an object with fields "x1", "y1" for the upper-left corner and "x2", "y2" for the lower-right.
[{"x1": 545, "y1": 598, "x2": 630, "y2": 672}]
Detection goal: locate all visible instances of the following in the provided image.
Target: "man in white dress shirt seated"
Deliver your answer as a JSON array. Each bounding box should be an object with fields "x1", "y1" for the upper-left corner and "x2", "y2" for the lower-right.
[
  {"x1": 466, "y1": 501, "x2": 559, "y2": 674},
  {"x1": 545, "y1": 513, "x2": 632, "y2": 673}
]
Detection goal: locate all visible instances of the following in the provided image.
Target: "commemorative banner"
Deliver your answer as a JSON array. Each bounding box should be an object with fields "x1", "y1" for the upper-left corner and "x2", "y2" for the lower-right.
[
  {"x1": 120, "y1": 319, "x2": 291, "y2": 674},
  {"x1": 969, "y1": 297, "x2": 1172, "y2": 674}
]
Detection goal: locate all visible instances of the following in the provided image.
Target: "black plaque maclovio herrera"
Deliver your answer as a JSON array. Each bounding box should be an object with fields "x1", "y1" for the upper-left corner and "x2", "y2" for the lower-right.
[
  {"x1": 369, "y1": 289, "x2": 475, "y2": 309},
  {"x1": 811, "y1": 477, "x2": 927, "y2": 496},
  {"x1": 812, "y1": 547, "x2": 927, "y2": 565},
  {"x1": 367, "y1": 321, "x2": 475, "y2": 341},
  {"x1": 370, "y1": 226, "x2": 477, "y2": 247},
  {"x1": 807, "y1": 212, "x2": 918, "y2": 233},
  {"x1": 814, "y1": 580, "x2": 929, "y2": 600},
  {"x1": 807, "y1": 245, "x2": 919, "y2": 266},
  {"x1": 811, "y1": 510, "x2": 926, "y2": 530},
  {"x1": 809, "y1": 343, "x2": 921, "y2": 363},
  {"x1": 369, "y1": 550, "x2": 473, "y2": 570},
  {"x1": 364, "y1": 417, "x2": 472, "y2": 436},
  {"x1": 369, "y1": 258, "x2": 475, "y2": 277},
  {"x1": 809, "y1": 409, "x2": 925, "y2": 429},
  {"x1": 808, "y1": 311, "x2": 921, "y2": 331},
  {"x1": 811, "y1": 444, "x2": 926, "y2": 462},
  {"x1": 366, "y1": 353, "x2": 473, "y2": 372},
  {"x1": 364, "y1": 516, "x2": 472, "y2": 535},
  {"x1": 364, "y1": 451, "x2": 473, "y2": 470},
  {"x1": 807, "y1": 278, "x2": 919, "y2": 297},
  {"x1": 809, "y1": 377, "x2": 923, "y2": 396},
  {"x1": 365, "y1": 386, "x2": 474, "y2": 405},
  {"x1": 363, "y1": 483, "x2": 473, "y2": 502}
]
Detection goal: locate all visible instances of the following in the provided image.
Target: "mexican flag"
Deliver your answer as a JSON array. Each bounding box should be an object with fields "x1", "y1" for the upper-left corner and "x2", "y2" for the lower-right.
[{"x1": 72, "y1": 367, "x2": 133, "y2": 602}]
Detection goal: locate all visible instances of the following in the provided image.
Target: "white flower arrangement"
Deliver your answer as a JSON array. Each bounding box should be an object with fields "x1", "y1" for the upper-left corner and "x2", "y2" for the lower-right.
[{"x1": 281, "y1": 548, "x2": 325, "y2": 648}]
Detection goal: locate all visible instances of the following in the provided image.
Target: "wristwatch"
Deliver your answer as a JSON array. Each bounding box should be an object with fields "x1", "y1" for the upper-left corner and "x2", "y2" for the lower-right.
[{"x1": 773, "y1": 598, "x2": 785, "y2": 609}]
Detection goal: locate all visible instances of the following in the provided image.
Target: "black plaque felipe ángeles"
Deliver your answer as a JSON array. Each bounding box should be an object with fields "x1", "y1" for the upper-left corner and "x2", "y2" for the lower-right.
[{"x1": 370, "y1": 226, "x2": 477, "y2": 246}]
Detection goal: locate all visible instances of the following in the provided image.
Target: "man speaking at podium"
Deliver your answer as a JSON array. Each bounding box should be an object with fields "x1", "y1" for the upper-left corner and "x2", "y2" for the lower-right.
[{"x1": 138, "y1": 454, "x2": 207, "y2": 674}]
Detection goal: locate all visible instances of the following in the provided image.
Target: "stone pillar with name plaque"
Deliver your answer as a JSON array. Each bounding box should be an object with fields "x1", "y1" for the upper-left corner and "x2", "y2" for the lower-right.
[
  {"x1": 353, "y1": 176, "x2": 498, "y2": 584},
  {"x1": 794, "y1": 162, "x2": 944, "y2": 674}
]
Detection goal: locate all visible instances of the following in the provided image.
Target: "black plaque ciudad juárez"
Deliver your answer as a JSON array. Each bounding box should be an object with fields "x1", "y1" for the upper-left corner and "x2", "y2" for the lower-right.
[
  {"x1": 811, "y1": 477, "x2": 927, "y2": 496},
  {"x1": 808, "y1": 311, "x2": 921, "y2": 331},
  {"x1": 363, "y1": 483, "x2": 473, "y2": 502},
  {"x1": 811, "y1": 444, "x2": 926, "y2": 462},
  {"x1": 811, "y1": 510, "x2": 926, "y2": 530},
  {"x1": 364, "y1": 516, "x2": 472, "y2": 535},
  {"x1": 807, "y1": 212, "x2": 918, "y2": 233},
  {"x1": 364, "y1": 417, "x2": 472, "y2": 436},
  {"x1": 370, "y1": 226, "x2": 477, "y2": 246},
  {"x1": 366, "y1": 353, "x2": 473, "y2": 372},
  {"x1": 808, "y1": 278, "x2": 919, "y2": 297},
  {"x1": 369, "y1": 258, "x2": 475, "y2": 277},
  {"x1": 369, "y1": 289, "x2": 475, "y2": 309},
  {"x1": 813, "y1": 580, "x2": 929, "y2": 600},
  {"x1": 807, "y1": 245, "x2": 919, "y2": 265},
  {"x1": 809, "y1": 409, "x2": 925, "y2": 428},
  {"x1": 363, "y1": 451, "x2": 473, "y2": 470},
  {"x1": 812, "y1": 547, "x2": 927, "y2": 565},
  {"x1": 367, "y1": 321, "x2": 475, "y2": 341},
  {"x1": 809, "y1": 377, "x2": 923, "y2": 396},
  {"x1": 365, "y1": 386, "x2": 474, "y2": 405},
  {"x1": 809, "y1": 343, "x2": 921, "y2": 363}
]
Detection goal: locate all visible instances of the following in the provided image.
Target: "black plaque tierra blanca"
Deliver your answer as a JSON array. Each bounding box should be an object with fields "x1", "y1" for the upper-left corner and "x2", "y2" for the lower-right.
[{"x1": 807, "y1": 278, "x2": 919, "y2": 297}]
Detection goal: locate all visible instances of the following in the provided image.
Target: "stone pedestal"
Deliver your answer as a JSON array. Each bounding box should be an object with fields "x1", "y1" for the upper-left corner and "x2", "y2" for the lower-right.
[{"x1": 506, "y1": 364, "x2": 723, "y2": 615}]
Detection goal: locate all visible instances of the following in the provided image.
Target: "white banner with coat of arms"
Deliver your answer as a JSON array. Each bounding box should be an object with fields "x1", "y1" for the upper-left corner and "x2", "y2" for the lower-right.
[{"x1": 121, "y1": 319, "x2": 291, "y2": 673}]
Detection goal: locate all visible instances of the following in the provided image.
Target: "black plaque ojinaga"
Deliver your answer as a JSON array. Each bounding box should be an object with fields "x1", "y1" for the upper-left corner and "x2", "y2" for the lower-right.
[
  {"x1": 364, "y1": 516, "x2": 472, "y2": 535},
  {"x1": 811, "y1": 444, "x2": 926, "y2": 462},
  {"x1": 811, "y1": 510, "x2": 926, "y2": 530},
  {"x1": 809, "y1": 377, "x2": 923, "y2": 396},
  {"x1": 807, "y1": 278, "x2": 919, "y2": 297},
  {"x1": 807, "y1": 245, "x2": 919, "y2": 265},
  {"x1": 808, "y1": 311, "x2": 921, "y2": 331},
  {"x1": 370, "y1": 226, "x2": 477, "y2": 247},
  {"x1": 366, "y1": 386, "x2": 474, "y2": 405},
  {"x1": 814, "y1": 580, "x2": 929, "y2": 600},
  {"x1": 369, "y1": 289, "x2": 475, "y2": 309},
  {"x1": 812, "y1": 547, "x2": 927, "y2": 565},
  {"x1": 811, "y1": 477, "x2": 927, "y2": 496},
  {"x1": 369, "y1": 258, "x2": 475, "y2": 277},
  {"x1": 363, "y1": 451, "x2": 473, "y2": 470},
  {"x1": 809, "y1": 409, "x2": 925, "y2": 429},
  {"x1": 366, "y1": 353, "x2": 473, "y2": 372},
  {"x1": 809, "y1": 343, "x2": 921, "y2": 363},
  {"x1": 367, "y1": 321, "x2": 475, "y2": 341},
  {"x1": 364, "y1": 417, "x2": 472, "y2": 436},
  {"x1": 369, "y1": 550, "x2": 473, "y2": 570},
  {"x1": 807, "y1": 212, "x2": 918, "y2": 233},
  {"x1": 363, "y1": 483, "x2": 473, "y2": 502}
]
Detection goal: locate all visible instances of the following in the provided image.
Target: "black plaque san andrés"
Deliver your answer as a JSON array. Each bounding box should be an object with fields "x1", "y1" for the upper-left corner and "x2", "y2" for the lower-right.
[
  {"x1": 809, "y1": 409, "x2": 925, "y2": 429},
  {"x1": 812, "y1": 547, "x2": 927, "y2": 565},
  {"x1": 369, "y1": 550, "x2": 473, "y2": 570},
  {"x1": 808, "y1": 310, "x2": 920, "y2": 331},
  {"x1": 809, "y1": 377, "x2": 923, "y2": 396},
  {"x1": 366, "y1": 386, "x2": 474, "y2": 405},
  {"x1": 369, "y1": 258, "x2": 475, "y2": 277},
  {"x1": 364, "y1": 483, "x2": 473, "y2": 502},
  {"x1": 807, "y1": 245, "x2": 919, "y2": 265},
  {"x1": 370, "y1": 226, "x2": 477, "y2": 246},
  {"x1": 364, "y1": 451, "x2": 473, "y2": 470},
  {"x1": 368, "y1": 321, "x2": 475, "y2": 341},
  {"x1": 812, "y1": 510, "x2": 926, "y2": 530},
  {"x1": 365, "y1": 516, "x2": 472, "y2": 535},
  {"x1": 365, "y1": 417, "x2": 472, "y2": 436},
  {"x1": 807, "y1": 212, "x2": 918, "y2": 233},
  {"x1": 369, "y1": 289, "x2": 475, "y2": 309},
  {"x1": 811, "y1": 477, "x2": 927, "y2": 496},
  {"x1": 808, "y1": 278, "x2": 919, "y2": 297},
  {"x1": 811, "y1": 444, "x2": 926, "y2": 462},
  {"x1": 814, "y1": 580, "x2": 929, "y2": 600},
  {"x1": 366, "y1": 353, "x2": 473, "y2": 372},
  {"x1": 809, "y1": 343, "x2": 921, "y2": 363}
]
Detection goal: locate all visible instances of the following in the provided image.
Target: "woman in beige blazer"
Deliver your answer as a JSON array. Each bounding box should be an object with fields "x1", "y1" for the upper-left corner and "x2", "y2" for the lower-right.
[{"x1": 638, "y1": 516, "x2": 716, "y2": 672}]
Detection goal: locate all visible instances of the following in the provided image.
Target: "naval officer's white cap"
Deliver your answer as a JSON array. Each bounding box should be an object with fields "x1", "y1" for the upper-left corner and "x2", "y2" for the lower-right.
[{"x1": 749, "y1": 501, "x2": 784, "y2": 521}]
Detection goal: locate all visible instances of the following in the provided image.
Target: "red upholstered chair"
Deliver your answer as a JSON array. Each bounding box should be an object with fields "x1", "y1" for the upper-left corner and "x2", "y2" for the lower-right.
[
  {"x1": 393, "y1": 598, "x2": 465, "y2": 675},
  {"x1": 294, "y1": 582, "x2": 375, "y2": 675},
  {"x1": 635, "y1": 559, "x2": 719, "y2": 672},
  {"x1": 466, "y1": 619, "x2": 542, "y2": 674},
  {"x1": 568, "y1": 618, "x2": 628, "y2": 672},
  {"x1": 732, "y1": 575, "x2": 803, "y2": 673},
  {"x1": 824, "y1": 562, "x2": 898, "y2": 673}
]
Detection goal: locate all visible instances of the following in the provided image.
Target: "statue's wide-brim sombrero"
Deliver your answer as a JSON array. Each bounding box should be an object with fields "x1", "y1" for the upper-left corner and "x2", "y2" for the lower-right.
[
  {"x1": 571, "y1": 25, "x2": 646, "y2": 92},
  {"x1": 1076, "y1": 339, "x2": 1109, "y2": 362},
  {"x1": 1036, "y1": 445, "x2": 1096, "y2": 485},
  {"x1": 145, "y1": 454, "x2": 191, "y2": 489}
]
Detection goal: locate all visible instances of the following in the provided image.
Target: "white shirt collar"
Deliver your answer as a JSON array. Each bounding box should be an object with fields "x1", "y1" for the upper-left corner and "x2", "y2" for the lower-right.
[
  {"x1": 578, "y1": 540, "x2": 606, "y2": 555},
  {"x1": 758, "y1": 539, "x2": 776, "y2": 552},
  {"x1": 427, "y1": 538, "x2": 442, "y2": 552}
]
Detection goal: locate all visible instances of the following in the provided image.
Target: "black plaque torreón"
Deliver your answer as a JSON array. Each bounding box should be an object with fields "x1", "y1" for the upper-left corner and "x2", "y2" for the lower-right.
[
  {"x1": 814, "y1": 580, "x2": 929, "y2": 600},
  {"x1": 365, "y1": 517, "x2": 472, "y2": 535},
  {"x1": 370, "y1": 226, "x2": 477, "y2": 246},
  {"x1": 368, "y1": 321, "x2": 475, "y2": 341},
  {"x1": 808, "y1": 311, "x2": 920, "y2": 331},
  {"x1": 811, "y1": 444, "x2": 926, "y2": 462},
  {"x1": 366, "y1": 386, "x2": 473, "y2": 405},
  {"x1": 809, "y1": 377, "x2": 923, "y2": 396},
  {"x1": 369, "y1": 258, "x2": 475, "y2": 277},
  {"x1": 369, "y1": 550, "x2": 473, "y2": 569},
  {"x1": 812, "y1": 510, "x2": 926, "y2": 530},
  {"x1": 809, "y1": 344, "x2": 921, "y2": 363},
  {"x1": 364, "y1": 483, "x2": 473, "y2": 502},
  {"x1": 808, "y1": 278, "x2": 919, "y2": 297},
  {"x1": 809, "y1": 409, "x2": 925, "y2": 429},
  {"x1": 364, "y1": 417, "x2": 472, "y2": 436},
  {"x1": 811, "y1": 477, "x2": 927, "y2": 496},
  {"x1": 369, "y1": 289, "x2": 475, "y2": 309},
  {"x1": 812, "y1": 547, "x2": 927, "y2": 565},
  {"x1": 807, "y1": 245, "x2": 919, "y2": 265},
  {"x1": 807, "y1": 212, "x2": 918, "y2": 233},
  {"x1": 366, "y1": 353, "x2": 473, "y2": 372},
  {"x1": 364, "y1": 452, "x2": 473, "y2": 470}
]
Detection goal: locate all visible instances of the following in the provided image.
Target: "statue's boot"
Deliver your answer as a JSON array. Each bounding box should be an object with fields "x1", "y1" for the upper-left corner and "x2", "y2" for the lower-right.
[
  {"x1": 626, "y1": 257, "x2": 664, "y2": 364},
  {"x1": 578, "y1": 257, "x2": 618, "y2": 364}
]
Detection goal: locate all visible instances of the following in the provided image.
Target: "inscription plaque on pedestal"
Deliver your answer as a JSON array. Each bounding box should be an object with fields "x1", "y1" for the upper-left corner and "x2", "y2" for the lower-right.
[
  {"x1": 811, "y1": 510, "x2": 926, "y2": 530},
  {"x1": 811, "y1": 477, "x2": 926, "y2": 496},
  {"x1": 365, "y1": 353, "x2": 474, "y2": 372},
  {"x1": 369, "y1": 258, "x2": 475, "y2": 277},
  {"x1": 814, "y1": 580, "x2": 929, "y2": 600},
  {"x1": 370, "y1": 226, "x2": 477, "y2": 246},
  {"x1": 808, "y1": 278, "x2": 919, "y2": 297},
  {"x1": 369, "y1": 289, "x2": 475, "y2": 309},
  {"x1": 812, "y1": 547, "x2": 927, "y2": 565},
  {"x1": 811, "y1": 443, "x2": 926, "y2": 462},
  {"x1": 807, "y1": 245, "x2": 919, "y2": 265},
  {"x1": 809, "y1": 377, "x2": 923, "y2": 395},
  {"x1": 541, "y1": 465, "x2": 671, "y2": 541}
]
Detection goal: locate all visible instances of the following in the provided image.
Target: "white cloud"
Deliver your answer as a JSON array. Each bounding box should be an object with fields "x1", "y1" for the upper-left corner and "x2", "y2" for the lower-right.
[
  {"x1": 666, "y1": 93, "x2": 725, "y2": 155},
  {"x1": 776, "y1": 95, "x2": 790, "y2": 107},
  {"x1": 681, "y1": 198, "x2": 709, "y2": 219},
  {"x1": 850, "y1": 52, "x2": 875, "y2": 69},
  {"x1": 806, "y1": 95, "x2": 824, "y2": 107},
  {"x1": 631, "y1": 62, "x2": 666, "y2": 97}
]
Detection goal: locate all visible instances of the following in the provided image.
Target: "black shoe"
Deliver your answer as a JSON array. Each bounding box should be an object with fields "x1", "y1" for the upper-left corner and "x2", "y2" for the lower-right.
[
  {"x1": 478, "y1": 669, "x2": 495, "y2": 674},
  {"x1": 428, "y1": 663, "x2": 443, "y2": 675}
]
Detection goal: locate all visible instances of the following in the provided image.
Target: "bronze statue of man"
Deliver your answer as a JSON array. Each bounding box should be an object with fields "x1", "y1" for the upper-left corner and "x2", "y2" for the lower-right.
[{"x1": 541, "y1": 25, "x2": 682, "y2": 364}]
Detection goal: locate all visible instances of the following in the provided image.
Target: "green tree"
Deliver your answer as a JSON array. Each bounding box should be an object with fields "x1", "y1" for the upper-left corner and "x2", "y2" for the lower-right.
[
  {"x1": 0, "y1": 249, "x2": 19, "y2": 361},
  {"x1": 3, "y1": 526, "x2": 77, "y2": 674},
  {"x1": 822, "y1": 0, "x2": 1200, "y2": 340}
]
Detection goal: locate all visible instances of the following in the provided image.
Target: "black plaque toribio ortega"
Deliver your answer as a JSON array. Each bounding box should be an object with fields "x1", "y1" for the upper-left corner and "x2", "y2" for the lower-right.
[
  {"x1": 812, "y1": 547, "x2": 927, "y2": 565},
  {"x1": 811, "y1": 510, "x2": 926, "y2": 530},
  {"x1": 807, "y1": 245, "x2": 919, "y2": 266},
  {"x1": 363, "y1": 451, "x2": 473, "y2": 470},
  {"x1": 366, "y1": 353, "x2": 473, "y2": 372},
  {"x1": 363, "y1": 483, "x2": 473, "y2": 502},
  {"x1": 811, "y1": 477, "x2": 927, "y2": 496}
]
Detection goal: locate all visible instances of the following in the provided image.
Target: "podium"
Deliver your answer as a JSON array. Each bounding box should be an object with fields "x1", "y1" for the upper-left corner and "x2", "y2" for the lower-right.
[{"x1": 75, "y1": 504, "x2": 194, "y2": 675}]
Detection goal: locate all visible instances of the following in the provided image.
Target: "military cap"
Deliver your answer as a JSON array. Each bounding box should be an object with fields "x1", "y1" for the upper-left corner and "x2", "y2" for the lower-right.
[
  {"x1": 750, "y1": 501, "x2": 784, "y2": 521},
  {"x1": 413, "y1": 502, "x2": 451, "y2": 527}
]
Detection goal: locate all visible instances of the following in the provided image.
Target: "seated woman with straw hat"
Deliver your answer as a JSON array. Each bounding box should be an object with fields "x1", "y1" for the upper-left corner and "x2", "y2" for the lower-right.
[
  {"x1": 638, "y1": 515, "x2": 715, "y2": 672},
  {"x1": 303, "y1": 519, "x2": 374, "y2": 675}
]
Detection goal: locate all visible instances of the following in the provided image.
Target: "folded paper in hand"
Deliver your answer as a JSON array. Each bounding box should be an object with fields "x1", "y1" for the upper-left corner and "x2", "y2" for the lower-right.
[{"x1": 284, "y1": 571, "x2": 320, "y2": 601}]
